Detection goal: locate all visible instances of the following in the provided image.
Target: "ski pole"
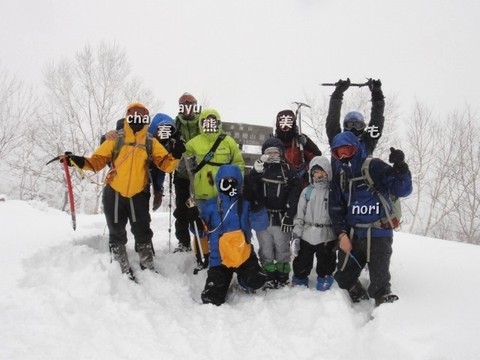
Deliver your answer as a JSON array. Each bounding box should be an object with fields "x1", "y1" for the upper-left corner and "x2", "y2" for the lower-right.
[{"x1": 293, "y1": 101, "x2": 310, "y2": 165}]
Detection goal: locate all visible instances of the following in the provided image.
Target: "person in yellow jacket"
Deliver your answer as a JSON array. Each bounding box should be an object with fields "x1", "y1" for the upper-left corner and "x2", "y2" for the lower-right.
[{"x1": 64, "y1": 102, "x2": 184, "y2": 280}]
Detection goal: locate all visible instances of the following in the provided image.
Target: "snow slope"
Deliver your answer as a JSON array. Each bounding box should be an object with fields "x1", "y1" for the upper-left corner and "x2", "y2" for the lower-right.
[{"x1": 1, "y1": 200, "x2": 479, "y2": 360}]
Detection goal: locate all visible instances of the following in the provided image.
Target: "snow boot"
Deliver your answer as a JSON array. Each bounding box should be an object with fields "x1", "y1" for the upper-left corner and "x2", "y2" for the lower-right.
[
  {"x1": 348, "y1": 280, "x2": 369, "y2": 303},
  {"x1": 316, "y1": 275, "x2": 334, "y2": 291},
  {"x1": 375, "y1": 293, "x2": 399, "y2": 307},
  {"x1": 110, "y1": 243, "x2": 135, "y2": 281},
  {"x1": 291, "y1": 276, "x2": 309, "y2": 287},
  {"x1": 262, "y1": 270, "x2": 277, "y2": 290},
  {"x1": 137, "y1": 242, "x2": 155, "y2": 271},
  {"x1": 173, "y1": 243, "x2": 191, "y2": 253}
]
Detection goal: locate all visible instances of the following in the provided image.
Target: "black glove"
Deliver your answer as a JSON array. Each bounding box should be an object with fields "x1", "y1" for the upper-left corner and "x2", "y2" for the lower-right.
[
  {"x1": 331, "y1": 78, "x2": 350, "y2": 99},
  {"x1": 62, "y1": 152, "x2": 86, "y2": 168},
  {"x1": 152, "y1": 191, "x2": 163, "y2": 211},
  {"x1": 297, "y1": 134, "x2": 307, "y2": 146},
  {"x1": 171, "y1": 138, "x2": 186, "y2": 159},
  {"x1": 389, "y1": 147, "x2": 409, "y2": 174},
  {"x1": 280, "y1": 215, "x2": 294, "y2": 233},
  {"x1": 368, "y1": 78, "x2": 384, "y2": 101},
  {"x1": 186, "y1": 205, "x2": 200, "y2": 222}
]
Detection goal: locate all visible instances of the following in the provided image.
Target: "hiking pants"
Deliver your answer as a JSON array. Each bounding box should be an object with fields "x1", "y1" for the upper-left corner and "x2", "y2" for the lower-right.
[
  {"x1": 293, "y1": 239, "x2": 337, "y2": 279},
  {"x1": 256, "y1": 225, "x2": 291, "y2": 266},
  {"x1": 334, "y1": 235, "x2": 393, "y2": 298},
  {"x1": 173, "y1": 175, "x2": 191, "y2": 248},
  {"x1": 103, "y1": 185, "x2": 153, "y2": 247},
  {"x1": 201, "y1": 252, "x2": 266, "y2": 305}
]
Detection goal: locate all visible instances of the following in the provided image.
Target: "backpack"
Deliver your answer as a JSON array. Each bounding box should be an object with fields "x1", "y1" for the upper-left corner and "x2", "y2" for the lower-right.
[
  {"x1": 340, "y1": 156, "x2": 402, "y2": 230},
  {"x1": 111, "y1": 129, "x2": 154, "y2": 165}
]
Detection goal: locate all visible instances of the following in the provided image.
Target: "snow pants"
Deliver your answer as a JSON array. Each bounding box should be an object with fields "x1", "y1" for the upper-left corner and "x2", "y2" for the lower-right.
[
  {"x1": 201, "y1": 251, "x2": 267, "y2": 305},
  {"x1": 334, "y1": 235, "x2": 393, "y2": 298},
  {"x1": 292, "y1": 239, "x2": 337, "y2": 280},
  {"x1": 103, "y1": 185, "x2": 153, "y2": 248}
]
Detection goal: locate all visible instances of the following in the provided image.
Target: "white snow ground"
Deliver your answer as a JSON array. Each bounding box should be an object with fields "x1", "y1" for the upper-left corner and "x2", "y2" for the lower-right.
[{"x1": 1, "y1": 200, "x2": 479, "y2": 360}]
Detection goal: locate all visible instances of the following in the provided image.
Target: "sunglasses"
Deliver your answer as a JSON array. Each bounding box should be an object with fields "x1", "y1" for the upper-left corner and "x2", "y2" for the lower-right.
[
  {"x1": 344, "y1": 120, "x2": 365, "y2": 131},
  {"x1": 332, "y1": 145, "x2": 357, "y2": 160}
]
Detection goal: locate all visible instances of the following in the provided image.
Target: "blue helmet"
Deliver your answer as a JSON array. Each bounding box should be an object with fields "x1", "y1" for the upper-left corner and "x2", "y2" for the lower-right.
[{"x1": 343, "y1": 111, "x2": 366, "y2": 132}]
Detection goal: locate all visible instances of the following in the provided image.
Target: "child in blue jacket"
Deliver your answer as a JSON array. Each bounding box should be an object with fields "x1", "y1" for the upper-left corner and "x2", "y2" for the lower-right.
[{"x1": 198, "y1": 164, "x2": 268, "y2": 305}]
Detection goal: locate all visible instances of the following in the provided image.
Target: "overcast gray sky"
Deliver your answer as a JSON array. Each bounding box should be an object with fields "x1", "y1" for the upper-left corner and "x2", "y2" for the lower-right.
[{"x1": 2, "y1": 0, "x2": 479, "y2": 127}]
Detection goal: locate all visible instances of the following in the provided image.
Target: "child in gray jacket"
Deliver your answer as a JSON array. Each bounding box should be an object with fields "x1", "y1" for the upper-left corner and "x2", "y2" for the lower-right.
[{"x1": 291, "y1": 156, "x2": 337, "y2": 290}]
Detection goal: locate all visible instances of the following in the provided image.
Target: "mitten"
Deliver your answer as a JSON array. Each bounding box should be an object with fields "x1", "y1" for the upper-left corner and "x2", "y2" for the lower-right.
[
  {"x1": 171, "y1": 139, "x2": 186, "y2": 159},
  {"x1": 290, "y1": 237, "x2": 301, "y2": 258},
  {"x1": 280, "y1": 215, "x2": 294, "y2": 233},
  {"x1": 368, "y1": 78, "x2": 384, "y2": 101},
  {"x1": 297, "y1": 134, "x2": 307, "y2": 146},
  {"x1": 152, "y1": 191, "x2": 163, "y2": 211},
  {"x1": 389, "y1": 147, "x2": 409, "y2": 174},
  {"x1": 62, "y1": 152, "x2": 86, "y2": 168},
  {"x1": 331, "y1": 78, "x2": 351, "y2": 99}
]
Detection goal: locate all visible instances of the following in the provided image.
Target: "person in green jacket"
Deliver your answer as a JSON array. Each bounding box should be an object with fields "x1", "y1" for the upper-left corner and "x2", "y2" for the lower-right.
[
  {"x1": 185, "y1": 108, "x2": 245, "y2": 202},
  {"x1": 172, "y1": 93, "x2": 202, "y2": 252}
]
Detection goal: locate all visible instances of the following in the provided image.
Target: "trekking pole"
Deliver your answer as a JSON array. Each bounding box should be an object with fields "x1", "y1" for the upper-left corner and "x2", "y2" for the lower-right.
[
  {"x1": 182, "y1": 154, "x2": 208, "y2": 274},
  {"x1": 46, "y1": 154, "x2": 77, "y2": 230},
  {"x1": 168, "y1": 173, "x2": 173, "y2": 252},
  {"x1": 320, "y1": 81, "x2": 369, "y2": 87}
]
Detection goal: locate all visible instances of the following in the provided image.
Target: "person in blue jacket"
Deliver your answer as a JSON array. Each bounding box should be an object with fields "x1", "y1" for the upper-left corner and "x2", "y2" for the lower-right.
[
  {"x1": 329, "y1": 131, "x2": 412, "y2": 306},
  {"x1": 197, "y1": 164, "x2": 268, "y2": 305},
  {"x1": 148, "y1": 113, "x2": 182, "y2": 210}
]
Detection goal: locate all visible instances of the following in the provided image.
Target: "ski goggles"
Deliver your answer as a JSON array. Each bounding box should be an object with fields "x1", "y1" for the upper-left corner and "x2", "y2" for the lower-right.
[
  {"x1": 332, "y1": 145, "x2": 357, "y2": 160},
  {"x1": 343, "y1": 120, "x2": 366, "y2": 131}
]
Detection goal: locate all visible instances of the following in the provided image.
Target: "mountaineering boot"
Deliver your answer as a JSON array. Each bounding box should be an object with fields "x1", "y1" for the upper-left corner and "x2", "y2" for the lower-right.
[
  {"x1": 262, "y1": 270, "x2": 277, "y2": 290},
  {"x1": 110, "y1": 243, "x2": 135, "y2": 281},
  {"x1": 348, "y1": 280, "x2": 370, "y2": 303},
  {"x1": 137, "y1": 242, "x2": 155, "y2": 271},
  {"x1": 316, "y1": 275, "x2": 334, "y2": 291},
  {"x1": 275, "y1": 270, "x2": 290, "y2": 288},
  {"x1": 173, "y1": 243, "x2": 191, "y2": 253},
  {"x1": 291, "y1": 276, "x2": 309, "y2": 287},
  {"x1": 375, "y1": 293, "x2": 399, "y2": 307}
]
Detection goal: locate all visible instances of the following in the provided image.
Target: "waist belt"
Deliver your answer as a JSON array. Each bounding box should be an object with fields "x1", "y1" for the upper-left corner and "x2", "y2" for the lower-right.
[{"x1": 305, "y1": 222, "x2": 332, "y2": 228}]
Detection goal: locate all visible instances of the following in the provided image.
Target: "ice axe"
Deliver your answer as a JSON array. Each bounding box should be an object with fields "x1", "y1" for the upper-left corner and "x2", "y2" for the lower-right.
[{"x1": 320, "y1": 80, "x2": 370, "y2": 87}]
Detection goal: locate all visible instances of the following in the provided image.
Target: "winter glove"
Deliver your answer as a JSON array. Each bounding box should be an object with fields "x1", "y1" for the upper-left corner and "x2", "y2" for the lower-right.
[
  {"x1": 297, "y1": 134, "x2": 307, "y2": 146},
  {"x1": 171, "y1": 138, "x2": 186, "y2": 159},
  {"x1": 152, "y1": 190, "x2": 163, "y2": 211},
  {"x1": 389, "y1": 147, "x2": 409, "y2": 174},
  {"x1": 368, "y1": 78, "x2": 385, "y2": 101},
  {"x1": 331, "y1": 78, "x2": 351, "y2": 99},
  {"x1": 253, "y1": 155, "x2": 269, "y2": 173},
  {"x1": 186, "y1": 205, "x2": 200, "y2": 222},
  {"x1": 62, "y1": 152, "x2": 86, "y2": 168},
  {"x1": 290, "y1": 237, "x2": 301, "y2": 258},
  {"x1": 280, "y1": 215, "x2": 294, "y2": 233}
]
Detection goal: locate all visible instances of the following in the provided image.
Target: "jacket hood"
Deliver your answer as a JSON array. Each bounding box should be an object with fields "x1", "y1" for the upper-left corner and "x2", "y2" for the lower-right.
[
  {"x1": 150, "y1": 113, "x2": 177, "y2": 134},
  {"x1": 198, "y1": 108, "x2": 222, "y2": 135},
  {"x1": 215, "y1": 165, "x2": 243, "y2": 197},
  {"x1": 308, "y1": 156, "x2": 332, "y2": 183},
  {"x1": 331, "y1": 131, "x2": 366, "y2": 172}
]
